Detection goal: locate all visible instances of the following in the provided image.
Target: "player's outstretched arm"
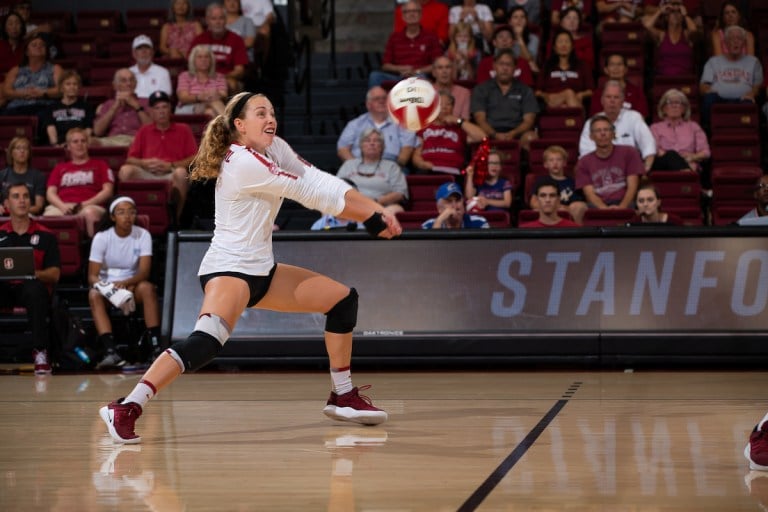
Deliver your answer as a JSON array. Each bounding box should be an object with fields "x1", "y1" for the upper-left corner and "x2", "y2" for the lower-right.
[{"x1": 339, "y1": 189, "x2": 402, "y2": 239}]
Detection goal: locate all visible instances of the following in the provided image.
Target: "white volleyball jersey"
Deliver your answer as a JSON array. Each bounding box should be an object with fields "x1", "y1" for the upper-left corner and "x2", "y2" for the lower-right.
[{"x1": 198, "y1": 136, "x2": 352, "y2": 276}]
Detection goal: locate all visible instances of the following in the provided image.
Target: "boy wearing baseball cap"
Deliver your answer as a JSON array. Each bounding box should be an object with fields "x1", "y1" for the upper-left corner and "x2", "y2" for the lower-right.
[{"x1": 422, "y1": 182, "x2": 490, "y2": 229}]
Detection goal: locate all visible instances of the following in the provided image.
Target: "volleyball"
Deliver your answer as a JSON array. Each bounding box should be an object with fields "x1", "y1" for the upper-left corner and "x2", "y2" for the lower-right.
[{"x1": 387, "y1": 77, "x2": 441, "y2": 132}]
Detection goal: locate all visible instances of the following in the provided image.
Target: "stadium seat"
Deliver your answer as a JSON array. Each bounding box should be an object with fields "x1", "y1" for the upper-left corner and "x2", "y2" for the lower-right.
[
  {"x1": 74, "y1": 10, "x2": 123, "y2": 33},
  {"x1": 35, "y1": 216, "x2": 86, "y2": 282},
  {"x1": 0, "y1": 117, "x2": 37, "y2": 146},
  {"x1": 536, "y1": 108, "x2": 584, "y2": 140},
  {"x1": 405, "y1": 174, "x2": 455, "y2": 212},
  {"x1": 30, "y1": 146, "x2": 66, "y2": 175},
  {"x1": 478, "y1": 210, "x2": 511, "y2": 228},
  {"x1": 124, "y1": 9, "x2": 166, "y2": 34},
  {"x1": 395, "y1": 210, "x2": 433, "y2": 229},
  {"x1": 171, "y1": 114, "x2": 212, "y2": 143},
  {"x1": 581, "y1": 208, "x2": 635, "y2": 227},
  {"x1": 711, "y1": 165, "x2": 762, "y2": 210},
  {"x1": 517, "y1": 209, "x2": 573, "y2": 224},
  {"x1": 711, "y1": 205, "x2": 753, "y2": 226},
  {"x1": 649, "y1": 171, "x2": 701, "y2": 209},
  {"x1": 59, "y1": 33, "x2": 109, "y2": 60},
  {"x1": 89, "y1": 146, "x2": 128, "y2": 172},
  {"x1": 665, "y1": 206, "x2": 704, "y2": 226},
  {"x1": 709, "y1": 136, "x2": 761, "y2": 167},
  {"x1": 116, "y1": 180, "x2": 174, "y2": 236}
]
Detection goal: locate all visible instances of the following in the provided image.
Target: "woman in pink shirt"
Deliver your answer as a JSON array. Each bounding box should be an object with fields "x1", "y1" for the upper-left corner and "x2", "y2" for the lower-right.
[
  {"x1": 649, "y1": 88, "x2": 709, "y2": 173},
  {"x1": 175, "y1": 44, "x2": 228, "y2": 116}
]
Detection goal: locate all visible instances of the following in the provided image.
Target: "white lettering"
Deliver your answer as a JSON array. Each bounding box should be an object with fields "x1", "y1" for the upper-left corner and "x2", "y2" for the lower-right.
[
  {"x1": 546, "y1": 252, "x2": 580, "y2": 315},
  {"x1": 576, "y1": 252, "x2": 615, "y2": 316},
  {"x1": 685, "y1": 251, "x2": 724, "y2": 315},
  {"x1": 731, "y1": 249, "x2": 768, "y2": 315},
  {"x1": 492, "y1": 252, "x2": 531, "y2": 317},
  {"x1": 630, "y1": 252, "x2": 676, "y2": 315}
]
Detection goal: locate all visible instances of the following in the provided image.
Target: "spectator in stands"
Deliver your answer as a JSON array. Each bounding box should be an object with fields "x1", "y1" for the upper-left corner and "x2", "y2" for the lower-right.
[
  {"x1": 93, "y1": 68, "x2": 152, "y2": 147},
  {"x1": 336, "y1": 129, "x2": 408, "y2": 215},
  {"x1": 596, "y1": 0, "x2": 645, "y2": 23},
  {"x1": 547, "y1": 7, "x2": 594, "y2": 72},
  {"x1": 130, "y1": 35, "x2": 173, "y2": 99},
  {"x1": 736, "y1": 175, "x2": 768, "y2": 226},
  {"x1": 224, "y1": 0, "x2": 256, "y2": 62},
  {"x1": 519, "y1": 176, "x2": 581, "y2": 228},
  {"x1": 710, "y1": 1, "x2": 754, "y2": 57},
  {"x1": 575, "y1": 115, "x2": 645, "y2": 209},
  {"x1": 0, "y1": 182, "x2": 60, "y2": 375},
  {"x1": 0, "y1": 11, "x2": 25, "y2": 74},
  {"x1": 627, "y1": 181, "x2": 683, "y2": 224},
  {"x1": 175, "y1": 44, "x2": 227, "y2": 116},
  {"x1": 88, "y1": 196, "x2": 163, "y2": 371},
  {"x1": 412, "y1": 91, "x2": 485, "y2": 177},
  {"x1": 10, "y1": 1, "x2": 51, "y2": 39},
  {"x1": 431, "y1": 55, "x2": 471, "y2": 119},
  {"x1": 470, "y1": 49, "x2": 539, "y2": 150},
  {"x1": 536, "y1": 30, "x2": 593, "y2": 110},
  {"x1": 119, "y1": 91, "x2": 198, "y2": 224},
  {"x1": 393, "y1": 0, "x2": 449, "y2": 47},
  {"x1": 43, "y1": 70, "x2": 94, "y2": 147},
  {"x1": 240, "y1": 0, "x2": 275, "y2": 65},
  {"x1": 337, "y1": 86, "x2": 417, "y2": 168},
  {"x1": 506, "y1": 6, "x2": 539, "y2": 73},
  {"x1": 475, "y1": 25, "x2": 534, "y2": 87},
  {"x1": 649, "y1": 88, "x2": 710, "y2": 172},
  {"x1": 190, "y1": 2, "x2": 250, "y2": 94},
  {"x1": 1, "y1": 34, "x2": 61, "y2": 117},
  {"x1": 700, "y1": 26, "x2": 763, "y2": 131},
  {"x1": 422, "y1": 182, "x2": 489, "y2": 229},
  {"x1": 0, "y1": 136, "x2": 45, "y2": 215},
  {"x1": 580, "y1": 80, "x2": 656, "y2": 171},
  {"x1": 445, "y1": 22, "x2": 479, "y2": 82},
  {"x1": 551, "y1": 0, "x2": 593, "y2": 26},
  {"x1": 464, "y1": 149, "x2": 513, "y2": 212},
  {"x1": 642, "y1": 0, "x2": 699, "y2": 78},
  {"x1": 45, "y1": 128, "x2": 115, "y2": 237},
  {"x1": 489, "y1": 0, "x2": 541, "y2": 26},
  {"x1": 159, "y1": 0, "x2": 204, "y2": 59},
  {"x1": 530, "y1": 144, "x2": 587, "y2": 224},
  {"x1": 449, "y1": 0, "x2": 494, "y2": 53},
  {"x1": 369, "y1": 1, "x2": 444, "y2": 89},
  {"x1": 589, "y1": 53, "x2": 648, "y2": 118}
]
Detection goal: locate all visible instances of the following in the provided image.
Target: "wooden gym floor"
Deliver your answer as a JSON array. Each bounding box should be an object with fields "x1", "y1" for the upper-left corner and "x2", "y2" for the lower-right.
[{"x1": 0, "y1": 369, "x2": 766, "y2": 511}]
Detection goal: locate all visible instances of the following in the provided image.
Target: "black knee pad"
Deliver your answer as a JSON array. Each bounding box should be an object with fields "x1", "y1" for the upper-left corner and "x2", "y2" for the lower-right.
[
  {"x1": 170, "y1": 331, "x2": 223, "y2": 372},
  {"x1": 325, "y1": 288, "x2": 358, "y2": 334}
]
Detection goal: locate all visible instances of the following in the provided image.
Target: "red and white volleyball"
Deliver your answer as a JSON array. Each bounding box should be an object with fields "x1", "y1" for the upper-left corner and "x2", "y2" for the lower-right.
[{"x1": 387, "y1": 77, "x2": 441, "y2": 132}]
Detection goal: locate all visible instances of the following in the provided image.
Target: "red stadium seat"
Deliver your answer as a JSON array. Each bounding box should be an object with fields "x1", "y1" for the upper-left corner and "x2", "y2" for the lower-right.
[
  {"x1": 35, "y1": 216, "x2": 86, "y2": 282},
  {"x1": 395, "y1": 210, "x2": 433, "y2": 229},
  {"x1": 405, "y1": 174, "x2": 454, "y2": 212},
  {"x1": 117, "y1": 180, "x2": 174, "y2": 236},
  {"x1": 649, "y1": 171, "x2": 701, "y2": 210},
  {"x1": 517, "y1": 209, "x2": 573, "y2": 224},
  {"x1": 536, "y1": 108, "x2": 584, "y2": 140},
  {"x1": 711, "y1": 166, "x2": 762, "y2": 211},
  {"x1": 0, "y1": 117, "x2": 37, "y2": 146},
  {"x1": 581, "y1": 208, "x2": 635, "y2": 227},
  {"x1": 74, "y1": 10, "x2": 122, "y2": 33},
  {"x1": 89, "y1": 146, "x2": 128, "y2": 172},
  {"x1": 30, "y1": 146, "x2": 66, "y2": 175},
  {"x1": 171, "y1": 114, "x2": 212, "y2": 144}
]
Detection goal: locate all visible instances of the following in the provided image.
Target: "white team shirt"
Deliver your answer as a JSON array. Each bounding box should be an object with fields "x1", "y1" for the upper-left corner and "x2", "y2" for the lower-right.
[
  {"x1": 89, "y1": 225, "x2": 153, "y2": 282},
  {"x1": 129, "y1": 63, "x2": 173, "y2": 99},
  {"x1": 241, "y1": 0, "x2": 274, "y2": 27},
  {"x1": 198, "y1": 136, "x2": 352, "y2": 276}
]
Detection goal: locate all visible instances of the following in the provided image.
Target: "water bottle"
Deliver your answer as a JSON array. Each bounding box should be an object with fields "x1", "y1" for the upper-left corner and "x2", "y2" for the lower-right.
[{"x1": 74, "y1": 346, "x2": 90, "y2": 364}]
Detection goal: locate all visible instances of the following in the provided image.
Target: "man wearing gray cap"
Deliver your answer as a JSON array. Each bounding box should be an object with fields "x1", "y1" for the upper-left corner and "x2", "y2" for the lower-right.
[{"x1": 129, "y1": 34, "x2": 172, "y2": 99}]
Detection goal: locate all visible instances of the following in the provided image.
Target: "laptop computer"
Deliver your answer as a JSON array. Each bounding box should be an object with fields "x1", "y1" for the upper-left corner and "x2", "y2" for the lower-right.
[{"x1": 0, "y1": 246, "x2": 36, "y2": 280}]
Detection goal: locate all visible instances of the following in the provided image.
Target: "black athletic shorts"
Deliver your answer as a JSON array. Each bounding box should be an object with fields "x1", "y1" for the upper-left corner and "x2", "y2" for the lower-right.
[{"x1": 199, "y1": 264, "x2": 278, "y2": 308}]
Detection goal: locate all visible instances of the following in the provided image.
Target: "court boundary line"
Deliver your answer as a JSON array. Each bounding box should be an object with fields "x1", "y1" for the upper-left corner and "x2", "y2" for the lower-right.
[{"x1": 457, "y1": 381, "x2": 582, "y2": 512}]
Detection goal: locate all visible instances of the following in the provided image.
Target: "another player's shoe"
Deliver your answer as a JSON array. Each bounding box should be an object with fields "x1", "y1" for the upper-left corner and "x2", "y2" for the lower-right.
[
  {"x1": 323, "y1": 385, "x2": 388, "y2": 425},
  {"x1": 33, "y1": 349, "x2": 52, "y2": 375},
  {"x1": 745, "y1": 423, "x2": 768, "y2": 471},
  {"x1": 99, "y1": 398, "x2": 143, "y2": 444},
  {"x1": 96, "y1": 349, "x2": 126, "y2": 371}
]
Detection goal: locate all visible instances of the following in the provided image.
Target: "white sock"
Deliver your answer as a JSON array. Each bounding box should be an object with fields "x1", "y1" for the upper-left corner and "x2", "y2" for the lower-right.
[
  {"x1": 759, "y1": 413, "x2": 768, "y2": 430},
  {"x1": 124, "y1": 379, "x2": 157, "y2": 408},
  {"x1": 330, "y1": 366, "x2": 353, "y2": 395}
]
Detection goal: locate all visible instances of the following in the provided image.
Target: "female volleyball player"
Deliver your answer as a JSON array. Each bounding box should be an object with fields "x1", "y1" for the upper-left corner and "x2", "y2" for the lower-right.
[{"x1": 99, "y1": 92, "x2": 402, "y2": 444}]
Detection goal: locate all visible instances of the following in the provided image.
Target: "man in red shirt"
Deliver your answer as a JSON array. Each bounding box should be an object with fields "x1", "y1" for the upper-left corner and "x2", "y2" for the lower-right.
[
  {"x1": 519, "y1": 176, "x2": 580, "y2": 228},
  {"x1": 45, "y1": 128, "x2": 115, "y2": 237},
  {"x1": 393, "y1": 0, "x2": 449, "y2": 46},
  {"x1": 189, "y1": 3, "x2": 249, "y2": 94},
  {"x1": 368, "y1": 0, "x2": 443, "y2": 88},
  {"x1": 119, "y1": 91, "x2": 198, "y2": 223}
]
